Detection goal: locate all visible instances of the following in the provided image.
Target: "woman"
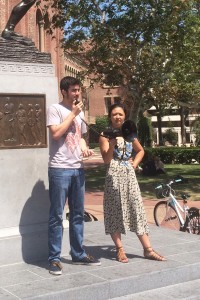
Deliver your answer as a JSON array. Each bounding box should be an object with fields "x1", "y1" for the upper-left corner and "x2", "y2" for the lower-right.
[{"x1": 99, "y1": 104, "x2": 166, "y2": 263}]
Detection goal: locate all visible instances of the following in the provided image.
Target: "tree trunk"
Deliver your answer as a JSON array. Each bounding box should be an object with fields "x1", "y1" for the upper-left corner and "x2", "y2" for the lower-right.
[
  {"x1": 129, "y1": 105, "x2": 140, "y2": 124},
  {"x1": 180, "y1": 106, "x2": 186, "y2": 145},
  {"x1": 128, "y1": 91, "x2": 143, "y2": 124},
  {"x1": 157, "y1": 113, "x2": 164, "y2": 146}
]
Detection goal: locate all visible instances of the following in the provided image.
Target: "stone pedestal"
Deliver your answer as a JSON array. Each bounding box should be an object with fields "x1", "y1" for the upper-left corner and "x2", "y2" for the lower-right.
[
  {"x1": 0, "y1": 36, "x2": 52, "y2": 64},
  {"x1": 0, "y1": 59, "x2": 69, "y2": 266}
]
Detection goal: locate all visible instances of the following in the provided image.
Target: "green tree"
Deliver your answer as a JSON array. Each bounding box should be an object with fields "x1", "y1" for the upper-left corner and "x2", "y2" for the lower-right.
[
  {"x1": 39, "y1": 0, "x2": 200, "y2": 126},
  {"x1": 163, "y1": 128, "x2": 178, "y2": 146},
  {"x1": 145, "y1": 83, "x2": 176, "y2": 145},
  {"x1": 138, "y1": 113, "x2": 153, "y2": 147},
  {"x1": 89, "y1": 115, "x2": 109, "y2": 143},
  {"x1": 96, "y1": 115, "x2": 109, "y2": 133}
]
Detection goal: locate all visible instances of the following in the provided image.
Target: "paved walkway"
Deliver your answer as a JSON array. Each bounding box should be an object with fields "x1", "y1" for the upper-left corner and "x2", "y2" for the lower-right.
[
  {"x1": 1, "y1": 223, "x2": 199, "y2": 299},
  {"x1": 1, "y1": 152, "x2": 199, "y2": 299}
]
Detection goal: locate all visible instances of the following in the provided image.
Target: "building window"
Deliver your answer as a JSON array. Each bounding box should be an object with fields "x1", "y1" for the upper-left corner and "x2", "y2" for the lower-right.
[
  {"x1": 104, "y1": 97, "x2": 111, "y2": 114},
  {"x1": 114, "y1": 97, "x2": 121, "y2": 104},
  {"x1": 64, "y1": 65, "x2": 80, "y2": 77}
]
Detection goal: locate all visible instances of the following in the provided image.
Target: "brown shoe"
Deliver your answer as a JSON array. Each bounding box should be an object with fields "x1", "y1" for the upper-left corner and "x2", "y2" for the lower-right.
[
  {"x1": 116, "y1": 247, "x2": 129, "y2": 263},
  {"x1": 144, "y1": 247, "x2": 166, "y2": 261},
  {"x1": 49, "y1": 261, "x2": 63, "y2": 275}
]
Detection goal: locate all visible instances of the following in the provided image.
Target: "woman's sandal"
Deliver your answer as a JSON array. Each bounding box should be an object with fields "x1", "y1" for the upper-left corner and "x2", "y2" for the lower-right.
[
  {"x1": 116, "y1": 247, "x2": 129, "y2": 263},
  {"x1": 144, "y1": 247, "x2": 166, "y2": 261}
]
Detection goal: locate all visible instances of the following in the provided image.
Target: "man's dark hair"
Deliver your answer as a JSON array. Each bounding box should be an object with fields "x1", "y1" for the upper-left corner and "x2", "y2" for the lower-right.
[{"x1": 60, "y1": 76, "x2": 81, "y2": 92}]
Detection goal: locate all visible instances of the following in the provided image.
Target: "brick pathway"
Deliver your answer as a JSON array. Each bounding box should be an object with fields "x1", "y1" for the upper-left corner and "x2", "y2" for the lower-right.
[{"x1": 85, "y1": 191, "x2": 164, "y2": 224}]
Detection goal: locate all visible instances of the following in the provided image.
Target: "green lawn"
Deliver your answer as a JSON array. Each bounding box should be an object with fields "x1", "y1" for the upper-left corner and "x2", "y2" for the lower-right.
[{"x1": 85, "y1": 164, "x2": 200, "y2": 201}]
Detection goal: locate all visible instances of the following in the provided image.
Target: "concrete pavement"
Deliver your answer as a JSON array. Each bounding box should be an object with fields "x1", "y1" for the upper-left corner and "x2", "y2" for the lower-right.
[
  {"x1": 0, "y1": 222, "x2": 199, "y2": 299},
  {"x1": 0, "y1": 151, "x2": 199, "y2": 299}
]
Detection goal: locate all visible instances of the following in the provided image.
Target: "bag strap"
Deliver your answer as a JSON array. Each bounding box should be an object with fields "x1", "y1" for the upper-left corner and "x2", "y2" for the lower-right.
[
  {"x1": 84, "y1": 210, "x2": 98, "y2": 221},
  {"x1": 66, "y1": 210, "x2": 98, "y2": 221}
]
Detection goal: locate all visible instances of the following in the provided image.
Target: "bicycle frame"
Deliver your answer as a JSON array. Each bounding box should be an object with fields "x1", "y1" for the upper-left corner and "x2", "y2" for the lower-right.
[
  {"x1": 168, "y1": 192, "x2": 186, "y2": 226},
  {"x1": 164, "y1": 180, "x2": 189, "y2": 228},
  {"x1": 154, "y1": 176, "x2": 200, "y2": 234}
]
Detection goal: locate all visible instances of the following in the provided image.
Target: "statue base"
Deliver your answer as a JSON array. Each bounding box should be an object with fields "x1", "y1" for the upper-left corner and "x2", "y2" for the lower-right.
[
  {"x1": 0, "y1": 60, "x2": 69, "y2": 266},
  {"x1": 0, "y1": 36, "x2": 51, "y2": 64}
]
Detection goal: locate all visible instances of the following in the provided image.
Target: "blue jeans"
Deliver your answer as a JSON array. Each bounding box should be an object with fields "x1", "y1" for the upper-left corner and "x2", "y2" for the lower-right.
[{"x1": 48, "y1": 167, "x2": 86, "y2": 262}]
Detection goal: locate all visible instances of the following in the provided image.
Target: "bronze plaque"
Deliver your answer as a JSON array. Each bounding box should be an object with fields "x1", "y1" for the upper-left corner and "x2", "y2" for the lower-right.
[{"x1": 0, "y1": 94, "x2": 47, "y2": 149}]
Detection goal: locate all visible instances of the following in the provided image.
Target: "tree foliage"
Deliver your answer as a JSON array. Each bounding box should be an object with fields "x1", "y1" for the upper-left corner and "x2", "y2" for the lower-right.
[
  {"x1": 88, "y1": 115, "x2": 109, "y2": 143},
  {"x1": 163, "y1": 128, "x2": 178, "y2": 146},
  {"x1": 39, "y1": 0, "x2": 200, "y2": 123},
  {"x1": 138, "y1": 113, "x2": 153, "y2": 147}
]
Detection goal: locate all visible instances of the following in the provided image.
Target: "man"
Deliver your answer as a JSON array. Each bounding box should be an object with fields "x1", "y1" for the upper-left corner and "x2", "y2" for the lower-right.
[
  {"x1": 47, "y1": 76, "x2": 101, "y2": 275},
  {"x1": 2, "y1": 0, "x2": 36, "y2": 39}
]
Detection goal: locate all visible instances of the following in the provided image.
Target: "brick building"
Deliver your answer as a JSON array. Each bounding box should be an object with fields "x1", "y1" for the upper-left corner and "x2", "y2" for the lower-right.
[{"x1": 0, "y1": 1, "x2": 123, "y2": 123}]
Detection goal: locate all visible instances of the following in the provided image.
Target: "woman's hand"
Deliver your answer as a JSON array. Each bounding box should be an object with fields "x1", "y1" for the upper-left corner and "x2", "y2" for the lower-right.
[
  {"x1": 82, "y1": 148, "x2": 94, "y2": 158},
  {"x1": 99, "y1": 136, "x2": 117, "y2": 164},
  {"x1": 108, "y1": 138, "x2": 117, "y2": 148},
  {"x1": 129, "y1": 158, "x2": 137, "y2": 170}
]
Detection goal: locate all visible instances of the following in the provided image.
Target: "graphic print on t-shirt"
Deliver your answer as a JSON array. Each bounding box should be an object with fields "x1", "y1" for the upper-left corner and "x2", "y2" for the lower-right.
[{"x1": 65, "y1": 119, "x2": 81, "y2": 153}]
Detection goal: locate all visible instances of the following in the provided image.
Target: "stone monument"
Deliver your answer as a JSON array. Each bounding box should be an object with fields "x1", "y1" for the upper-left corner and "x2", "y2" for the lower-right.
[{"x1": 0, "y1": 1, "x2": 68, "y2": 266}]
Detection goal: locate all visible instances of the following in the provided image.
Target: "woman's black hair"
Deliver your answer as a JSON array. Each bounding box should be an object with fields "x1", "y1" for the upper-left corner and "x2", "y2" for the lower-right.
[{"x1": 108, "y1": 103, "x2": 127, "y2": 119}]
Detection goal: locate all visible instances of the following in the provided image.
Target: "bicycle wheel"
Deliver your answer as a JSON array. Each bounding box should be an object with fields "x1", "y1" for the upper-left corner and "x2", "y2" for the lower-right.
[
  {"x1": 154, "y1": 201, "x2": 181, "y2": 230},
  {"x1": 185, "y1": 207, "x2": 200, "y2": 234}
]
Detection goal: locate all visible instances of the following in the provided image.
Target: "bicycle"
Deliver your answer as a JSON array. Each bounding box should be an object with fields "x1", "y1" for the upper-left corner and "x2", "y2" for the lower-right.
[{"x1": 153, "y1": 176, "x2": 200, "y2": 234}]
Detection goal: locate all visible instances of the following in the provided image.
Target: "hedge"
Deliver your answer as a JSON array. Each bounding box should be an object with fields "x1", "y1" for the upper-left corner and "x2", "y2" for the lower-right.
[{"x1": 144, "y1": 147, "x2": 200, "y2": 164}]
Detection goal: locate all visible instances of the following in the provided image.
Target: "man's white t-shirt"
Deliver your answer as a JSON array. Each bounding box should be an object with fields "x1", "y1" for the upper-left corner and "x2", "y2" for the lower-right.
[{"x1": 47, "y1": 103, "x2": 87, "y2": 169}]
